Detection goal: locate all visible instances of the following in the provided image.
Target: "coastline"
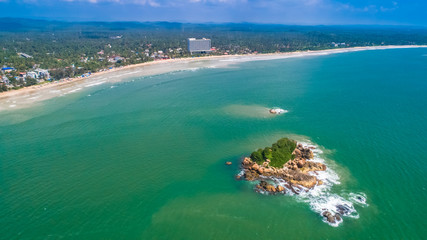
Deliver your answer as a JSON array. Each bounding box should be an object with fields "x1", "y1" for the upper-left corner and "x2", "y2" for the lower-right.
[{"x1": 1, "y1": 45, "x2": 426, "y2": 111}]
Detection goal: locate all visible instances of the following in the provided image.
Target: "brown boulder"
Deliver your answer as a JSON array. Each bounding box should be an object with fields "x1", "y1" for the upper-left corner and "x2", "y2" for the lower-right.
[
  {"x1": 301, "y1": 161, "x2": 326, "y2": 172},
  {"x1": 300, "y1": 148, "x2": 314, "y2": 159},
  {"x1": 257, "y1": 181, "x2": 277, "y2": 193},
  {"x1": 293, "y1": 148, "x2": 302, "y2": 157},
  {"x1": 244, "y1": 170, "x2": 259, "y2": 181},
  {"x1": 265, "y1": 184, "x2": 276, "y2": 192},
  {"x1": 259, "y1": 180, "x2": 268, "y2": 188},
  {"x1": 292, "y1": 164, "x2": 298, "y2": 170},
  {"x1": 242, "y1": 157, "x2": 252, "y2": 166},
  {"x1": 225, "y1": 161, "x2": 232, "y2": 165},
  {"x1": 288, "y1": 170, "x2": 318, "y2": 188},
  {"x1": 297, "y1": 159, "x2": 306, "y2": 168},
  {"x1": 322, "y1": 211, "x2": 335, "y2": 223},
  {"x1": 276, "y1": 185, "x2": 285, "y2": 192},
  {"x1": 251, "y1": 163, "x2": 260, "y2": 171},
  {"x1": 322, "y1": 211, "x2": 342, "y2": 224}
]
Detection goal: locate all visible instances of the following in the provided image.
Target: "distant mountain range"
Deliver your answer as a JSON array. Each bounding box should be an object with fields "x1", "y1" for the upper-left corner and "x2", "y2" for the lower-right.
[{"x1": 1, "y1": 18, "x2": 426, "y2": 33}]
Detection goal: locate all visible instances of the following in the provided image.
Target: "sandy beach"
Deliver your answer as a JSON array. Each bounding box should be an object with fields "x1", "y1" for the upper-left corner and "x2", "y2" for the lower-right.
[{"x1": 1, "y1": 45, "x2": 426, "y2": 111}]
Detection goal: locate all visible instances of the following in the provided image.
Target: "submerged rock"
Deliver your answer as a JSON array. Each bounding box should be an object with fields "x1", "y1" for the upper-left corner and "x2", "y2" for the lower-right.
[
  {"x1": 322, "y1": 211, "x2": 342, "y2": 224},
  {"x1": 322, "y1": 211, "x2": 335, "y2": 223},
  {"x1": 322, "y1": 211, "x2": 336, "y2": 223},
  {"x1": 336, "y1": 204, "x2": 352, "y2": 216},
  {"x1": 244, "y1": 169, "x2": 259, "y2": 181},
  {"x1": 256, "y1": 181, "x2": 277, "y2": 193}
]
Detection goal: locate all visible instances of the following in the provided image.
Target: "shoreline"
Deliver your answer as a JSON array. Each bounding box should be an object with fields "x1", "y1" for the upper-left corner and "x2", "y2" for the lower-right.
[{"x1": 1, "y1": 45, "x2": 426, "y2": 111}]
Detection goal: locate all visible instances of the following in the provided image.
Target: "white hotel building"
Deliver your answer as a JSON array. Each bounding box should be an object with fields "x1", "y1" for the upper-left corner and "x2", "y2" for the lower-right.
[{"x1": 187, "y1": 38, "x2": 211, "y2": 54}]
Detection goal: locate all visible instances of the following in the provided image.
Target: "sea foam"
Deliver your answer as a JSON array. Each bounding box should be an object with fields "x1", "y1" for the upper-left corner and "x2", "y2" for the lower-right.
[
  {"x1": 295, "y1": 142, "x2": 367, "y2": 226},
  {"x1": 252, "y1": 141, "x2": 368, "y2": 226}
]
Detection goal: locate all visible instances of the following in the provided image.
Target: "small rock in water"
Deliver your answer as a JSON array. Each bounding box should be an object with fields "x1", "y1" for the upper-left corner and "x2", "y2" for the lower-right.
[
  {"x1": 322, "y1": 211, "x2": 336, "y2": 223},
  {"x1": 269, "y1": 108, "x2": 286, "y2": 114},
  {"x1": 225, "y1": 161, "x2": 232, "y2": 165},
  {"x1": 336, "y1": 204, "x2": 352, "y2": 215},
  {"x1": 355, "y1": 195, "x2": 366, "y2": 204},
  {"x1": 322, "y1": 211, "x2": 341, "y2": 224},
  {"x1": 256, "y1": 180, "x2": 277, "y2": 193}
]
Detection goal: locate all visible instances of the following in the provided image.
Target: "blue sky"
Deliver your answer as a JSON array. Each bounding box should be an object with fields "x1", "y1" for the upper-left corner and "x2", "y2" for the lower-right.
[{"x1": 0, "y1": 0, "x2": 426, "y2": 25}]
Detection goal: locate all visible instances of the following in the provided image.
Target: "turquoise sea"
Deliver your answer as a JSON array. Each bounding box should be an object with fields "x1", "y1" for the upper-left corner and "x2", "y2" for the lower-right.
[{"x1": 1, "y1": 48, "x2": 427, "y2": 239}]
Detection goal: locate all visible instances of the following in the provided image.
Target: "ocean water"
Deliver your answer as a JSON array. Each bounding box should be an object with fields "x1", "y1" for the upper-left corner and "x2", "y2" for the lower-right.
[{"x1": 1, "y1": 48, "x2": 427, "y2": 239}]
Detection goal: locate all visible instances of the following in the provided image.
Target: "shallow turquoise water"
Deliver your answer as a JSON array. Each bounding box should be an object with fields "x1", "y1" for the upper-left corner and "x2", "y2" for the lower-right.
[{"x1": 1, "y1": 48, "x2": 427, "y2": 239}]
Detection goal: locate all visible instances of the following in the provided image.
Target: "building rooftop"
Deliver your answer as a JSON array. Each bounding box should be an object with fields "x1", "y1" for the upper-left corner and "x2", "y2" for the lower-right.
[{"x1": 2, "y1": 67, "x2": 15, "y2": 70}]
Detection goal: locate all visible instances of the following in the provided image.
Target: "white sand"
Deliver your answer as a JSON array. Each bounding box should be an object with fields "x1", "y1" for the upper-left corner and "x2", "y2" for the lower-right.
[{"x1": 1, "y1": 45, "x2": 426, "y2": 111}]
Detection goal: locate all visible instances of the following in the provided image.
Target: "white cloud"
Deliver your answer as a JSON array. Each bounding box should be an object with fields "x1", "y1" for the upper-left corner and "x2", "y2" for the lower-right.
[
  {"x1": 62, "y1": 0, "x2": 160, "y2": 6},
  {"x1": 380, "y1": 1, "x2": 398, "y2": 12},
  {"x1": 187, "y1": 0, "x2": 245, "y2": 4}
]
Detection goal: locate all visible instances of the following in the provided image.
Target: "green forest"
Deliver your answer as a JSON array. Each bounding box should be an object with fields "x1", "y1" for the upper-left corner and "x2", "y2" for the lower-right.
[
  {"x1": 1, "y1": 18, "x2": 427, "y2": 92},
  {"x1": 250, "y1": 138, "x2": 297, "y2": 168}
]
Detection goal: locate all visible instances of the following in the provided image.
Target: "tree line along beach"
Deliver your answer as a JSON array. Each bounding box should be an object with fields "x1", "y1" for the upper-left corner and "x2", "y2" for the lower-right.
[{"x1": 1, "y1": 45, "x2": 426, "y2": 111}]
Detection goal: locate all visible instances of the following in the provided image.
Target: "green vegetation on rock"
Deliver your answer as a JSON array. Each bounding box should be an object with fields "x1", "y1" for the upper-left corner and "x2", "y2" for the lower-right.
[{"x1": 250, "y1": 138, "x2": 297, "y2": 168}]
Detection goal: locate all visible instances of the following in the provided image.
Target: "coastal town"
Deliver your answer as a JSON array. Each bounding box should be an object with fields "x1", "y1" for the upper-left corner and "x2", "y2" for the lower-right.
[
  {"x1": 1, "y1": 38, "x2": 223, "y2": 92},
  {"x1": 3, "y1": 20, "x2": 413, "y2": 94},
  {"x1": 1, "y1": 0, "x2": 427, "y2": 238}
]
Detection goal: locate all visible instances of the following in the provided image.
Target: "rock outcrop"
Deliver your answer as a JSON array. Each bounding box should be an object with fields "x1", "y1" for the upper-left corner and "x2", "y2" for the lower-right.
[
  {"x1": 256, "y1": 181, "x2": 278, "y2": 193},
  {"x1": 239, "y1": 143, "x2": 326, "y2": 194},
  {"x1": 322, "y1": 211, "x2": 342, "y2": 224}
]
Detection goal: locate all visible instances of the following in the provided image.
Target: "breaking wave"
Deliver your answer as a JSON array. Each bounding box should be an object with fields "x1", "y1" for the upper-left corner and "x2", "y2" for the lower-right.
[
  {"x1": 296, "y1": 142, "x2": 367, "y2": 227},
  {"x1": 293, "y1": 142, "x2": 368, "y2": 226},
  {"x1": 241, "y1": 140, "x2": 368, "y2": 227}
]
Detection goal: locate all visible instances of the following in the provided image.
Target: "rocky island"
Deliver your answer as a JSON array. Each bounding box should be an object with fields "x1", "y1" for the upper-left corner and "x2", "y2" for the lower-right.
[{"x1": 238, "y1": 137, "x2": 344, "y2": 224}]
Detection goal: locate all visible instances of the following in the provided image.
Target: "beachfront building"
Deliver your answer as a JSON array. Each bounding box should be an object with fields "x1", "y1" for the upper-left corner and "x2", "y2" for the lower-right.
[
  {"x1": 27, "y1": 71, "x2": 38, "y2": 79},
  {"x1": 108, "y1": 56, "x2": 125, "y2": 63},
  {"x1": 36, "y1": 69, "x2": 50, "y2": 79},
  {"x1": 187, "y1": 38, "x2": 211, "y2": 54},
  {"x1": 18, "y1": 52, "x2": 33, "y2": 58},
  {"x1": 25, "y1": 69, "x2": 50, "y2": 81},
  {"x1": 1, "y1": 75, "x2": 9, "y2": 85},
  {"x1": 1, "y1": 67, "x2": 15, "y2": 73}
]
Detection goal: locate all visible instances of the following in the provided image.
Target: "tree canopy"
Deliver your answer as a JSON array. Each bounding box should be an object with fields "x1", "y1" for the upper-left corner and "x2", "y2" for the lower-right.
[{"x1": 250, "y1": 138, "x2": 297, "y2": 168}]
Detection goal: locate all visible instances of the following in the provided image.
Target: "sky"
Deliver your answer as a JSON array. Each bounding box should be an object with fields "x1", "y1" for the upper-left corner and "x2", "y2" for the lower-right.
[{"x1": 0, "y1": 0, "x2": 426, "y2": 26}]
